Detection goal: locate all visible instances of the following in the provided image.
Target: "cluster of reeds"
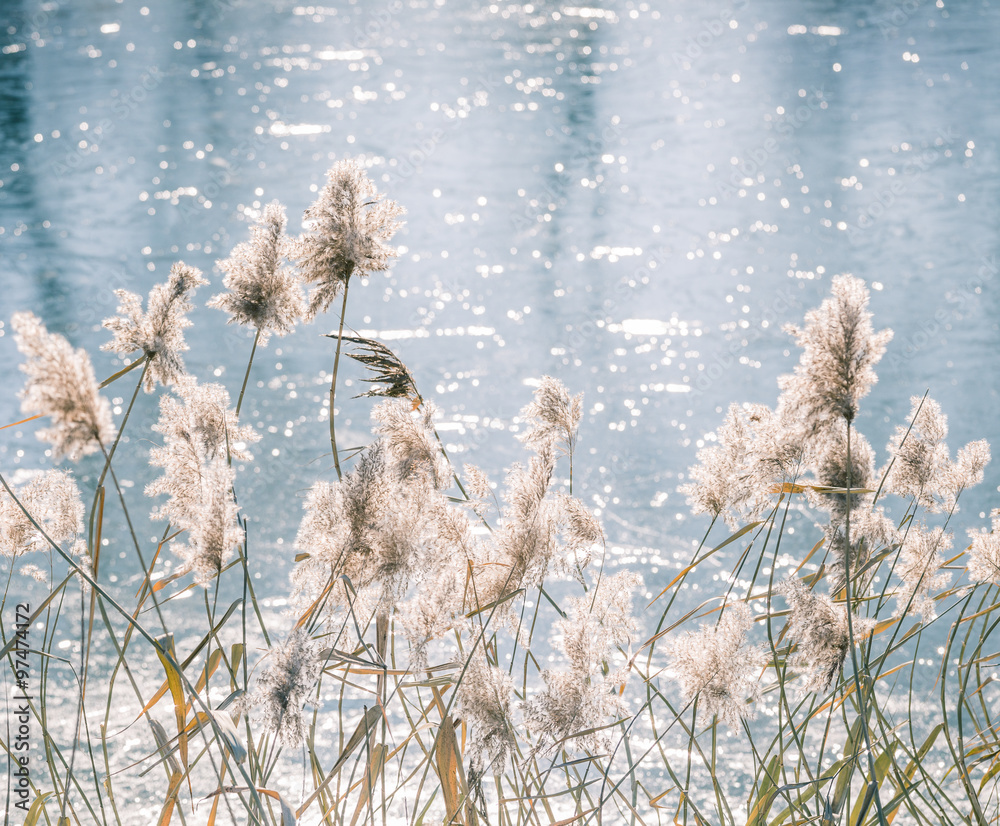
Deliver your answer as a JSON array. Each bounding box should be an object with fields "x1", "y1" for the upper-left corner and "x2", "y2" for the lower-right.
[{"x1": 1, "y1": 158, "x2": 998, "y2": 826}]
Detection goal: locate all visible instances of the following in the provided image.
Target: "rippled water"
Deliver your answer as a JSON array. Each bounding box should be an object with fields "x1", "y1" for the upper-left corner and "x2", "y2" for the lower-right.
[{"x1": 2, "y1": 0, "x2": 999, "y2": 818}]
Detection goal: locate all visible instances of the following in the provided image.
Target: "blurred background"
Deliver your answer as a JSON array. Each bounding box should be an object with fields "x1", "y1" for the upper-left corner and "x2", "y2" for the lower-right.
[{"x1": 1, "y1": 0, "x2": 999, "y2": 699}]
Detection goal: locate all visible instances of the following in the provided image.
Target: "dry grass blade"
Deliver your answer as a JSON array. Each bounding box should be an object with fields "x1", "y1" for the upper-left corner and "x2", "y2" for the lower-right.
[
  {"x1": 22, "y1": 792, "x2": 54, "y2": 826},
  {"x1": 771, "y1": 483, "x2": 876, "y2": 495},
  {"x1": 132, "y1": 602, "x2": 242, "y2": 726},
  {"x1": 147, "y1": 718, "x2": 183, "y2": 775},
  {"x1": 203, "y1": 787, "x2": 297, "y2": 825},
  {"x1": 349, "y1": 743, "x2": 388, "y2": 826},
  {"x1": 551, "y1": 810, "x2": 597, "y2": 825},
  {"x1": 156, "y1": 770, "x2": 185, "y2": 826},
  {"x1": 154, "y1": 634, "x2": 189, "y2": 774},
  {"x1": 188, "y1": 710, "x2": 247, "y2": 764},
  {"x1": 333, "y1": 334, "x2": 422, "y2": 405},
  {"x1": 435, "y1": 715, "x2": 464, "y2": 824},
  {"x1": 648, "y1": 521, "x2": 762, "y2": 607},
  {"x1": 296, "y1": 705, "x2": 383, "y2": 818},
  {"x1": 0, "y1": 412, "x2": 42, "y2": 430}
]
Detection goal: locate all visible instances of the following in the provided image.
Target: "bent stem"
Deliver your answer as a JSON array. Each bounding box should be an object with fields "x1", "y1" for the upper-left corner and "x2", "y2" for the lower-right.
[
  {"x1": 89, "y1": 358, "x2": 150, "y2": 549},
  {"x1": 329, "y1": 279, "x2": 351, "y2": 481}
]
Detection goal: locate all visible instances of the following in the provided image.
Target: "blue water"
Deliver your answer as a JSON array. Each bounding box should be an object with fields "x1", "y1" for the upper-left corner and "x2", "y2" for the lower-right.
[{"x1": 2, "y1": 0, "x2": 999, "y2": 819}]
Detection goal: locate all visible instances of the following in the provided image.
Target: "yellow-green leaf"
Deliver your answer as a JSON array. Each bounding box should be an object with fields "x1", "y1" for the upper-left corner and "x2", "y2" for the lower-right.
[
  {"x1": 746, "y1": 754, "x2": 781, "y2": 826},
  {"x1": 349, "y1": 743, "x2": 388, "y2": 826},
  {"x1": 295, "y1": 705, "x2": 382, "y2": 819},
  {"x1": 156, "y1": 770, "x2": 184, "y2": 826},
  {"x1": 435, "y1": 716, "x2": 463, "y2": 824},
  {"x1": 23, "y1": 792, "x2": 54, "y2": 826},
  {"x1": 154, "y1": 634, "x2": 188, "y2": 771}
]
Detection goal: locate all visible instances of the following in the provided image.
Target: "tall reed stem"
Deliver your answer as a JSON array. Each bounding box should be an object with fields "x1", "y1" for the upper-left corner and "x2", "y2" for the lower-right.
[
  {"x1": 843, "y1": 422, "x2": 889, "y2": 826},
  {"x1": 235, "y1": 327, "x2": 262, "y2": 420},
  {"x1": 329, "y1": 280, "x2": 351, "y2": 481}
]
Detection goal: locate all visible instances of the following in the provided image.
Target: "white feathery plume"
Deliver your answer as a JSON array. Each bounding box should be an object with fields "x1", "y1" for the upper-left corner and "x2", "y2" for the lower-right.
[
  {"x1": 777, "y1": 274, "x2": 892, "y2": 430},
  {"x1": 555, "y1": 492, "x2": 603, "y2": 575},
  {"x1": 292, "y1": 438, "x2": 442, "y2": 619},
  {"x1": 850, "y1": 506, "x2": 901, "y2": 551},
  {"x1": 294, "y1": 159, "x2": 405, "y2": 320},
  {"x1": 292, "y1": 442, "x2": 395, "y2": 603},
  {"x1": 480, "y1": 447, "x2": 558, "y2": 611},
  {"x1": 208, "y1": 202, "x2": 304, "y2": 344},
  {"x1": 19, "y1": 563, "x2": 49, "y2": 584},
  {"x1": 397, "y1": 503, "x2": 491, "y2": 668},
  {"x1": 667, "y1": 602, "x2": 765, "y2": 727},
  {"x1": 824, "y1": 505, "x2": 901, "y2": 595},
  {"x1": 523, "y1": 572, "x2": 639, "y2": 752},
  {"x1": 169, "y1": 457, "x2": 243, "y2": 587},
  {"x1": 456, "y1": 648, "x2": 516, "y2": 774},
  {"x1": 472, "y1": 450, "x2": 605, "y2": 618},
  {"x1": 894, "y1": 524, "x2": 952, "y2": 622},
  {"x1": 146, "y1": 377, "x2": 258, "y2": 525},
  {"x1": 397, "y1": 556, "x2": 469, "y2": 669},
  {"x1": 681, "y1": 403, "x2": 799, "y2": 529},
  {"x1": 12, "y1": 311, "x2": 115, "y2": 461},
  {"x1": 681, "y1": 403, "x2": 757, "y2": 526},
  {"x1": 942, "y1": 439, "x2": 991, "y2": 505},
  {"x1": 241, "y1": 628, "x2": 321, "y2": 747},
  {"x1": 807, "y1": 423, "x2": 875, "y2": 518},
  {"x1": 884, "y1": 398, "x2": 990, "y2": 512},
  {"x1": 101, "y1": 262, "x2": 208, "y2": 392},
  {"x1": 463, "y1": 464, "x2": 494, "y2": 503},
  {"x1": 0, "y1": 470, "x2": 85, "y2": 557},
  {"x1": 559, "y1": 571, "x2": 640, "y2": 674},
  {"x1": 826, "y1": 505, "x2": 902, "y2": 594},
  {"x1": 968, "y1": 509, "x2": 1000, "y2": 586},
  {"x1": 145, "y1": 378, "x2": 256, "y2": 586},
  {"x1": 364, "y1": 489, "x2": 434, "y2": 612},
  {"x1": 151, "y1": 376, "x2": 259, "y2": 462},
  {"x1": 883, "y1": 397, "x2": 952, "y2": 510},
  {"x1": 780, "y1": 578, "x2": 875, "y2": 692},
  {"x1": 372, "y1": 399, "x2": 451, "y2": 491},
  {"x1": 517, "y1": 376, "x2": 583, "y2": 454}
]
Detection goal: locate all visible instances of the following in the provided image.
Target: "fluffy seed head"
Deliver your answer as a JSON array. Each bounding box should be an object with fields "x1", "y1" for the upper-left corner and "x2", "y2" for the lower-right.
[
  {"x1": 241, "y1": 628, "x2": 321, "y2": 747},
  {"x1": 522, "y1": 574, "x2": 638, "y2": 754},
  {"x1": 13, "y1": 311, "x2": 115, "y2": 461},
  {"x1": 0, "y1": 470, "x2": 85, "y2": 557},
  {"x1": 145, "y1": 378, "x2": 256, "y2": 585},
  {"x1": 780, "y1": 578, "x2": 875, "y2": 692},
  {"x1": 681, "y1": 403, "x2": 800, "y2": 529},
  {"x1": 169, "y1": 457, "x2": 243, "y2": 587},
  {"x1": 517, "y1": 376, "x2": 583, "y2": 454},
  {"x1": 294, "y1": 159, "x2": 404, "y2": 320},
  {"x1": 102, "y1": 262, "x2": 208, "y2": 392},
  {"x1": 209, "y1": 202, "x2": 304, "y2": 344},
  {"x1": 457, "y1": 649, "x2": 516, "y2": 774},
  {"x1": 894, "y1": 524, "x2": 952, "y2": 622},
  {"x1": 372, "y1": 399, "x2": 451, "y2": 491},
  {"x1": 884, "y1": 398, "x2": 988, "y2": 512},
  {"x1": 667, "y1": 602, "x2": 765, "y2": 727},
  {"x1": 292, "y1": 435, "x2": 444, "y2": 620},
  {"x1": 968, "y1": 509, "x2": 1000, "y2": 586},
  {"x1": 778, "y1": 274, "x2": 892, "y2": 429}
]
